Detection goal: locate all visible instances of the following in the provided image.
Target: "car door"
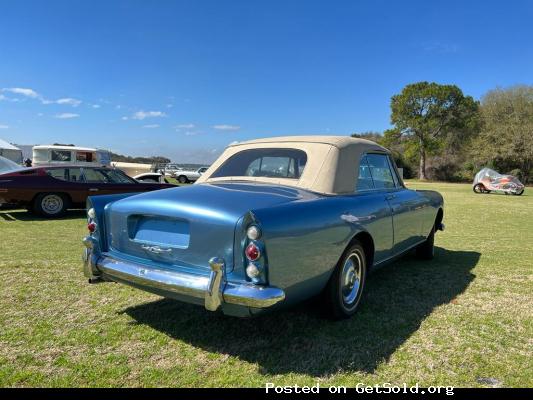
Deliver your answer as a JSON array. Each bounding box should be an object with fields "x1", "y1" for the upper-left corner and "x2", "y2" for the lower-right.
[
  {"x1": 366, "y1": 154, "x2": 427, "y2": 254},
  {"x1": 81, "y1": 167, "x2": 145, "y2": 196},
  {"x1": 80, "y1": 168, "x2": 112, "y2": 196},
  {"x1": 64, "y1": 167, "x2": 87, "y2": 204},
  {"x1": 44, "y1": 167, "x2": 87, "y2": 204},
  {"x1": 348, "y1": 155, "x2": 394, "y2": 263}
]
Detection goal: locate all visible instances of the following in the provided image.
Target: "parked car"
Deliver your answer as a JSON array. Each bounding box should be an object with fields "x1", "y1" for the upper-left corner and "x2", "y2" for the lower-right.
[
  {"x1": 0, "y1": 165, "x2": 174, "y2": 217},
  {"x1": 473, "y1": 168, "x2": 525, "y2": 195},
  {"x1": 133, "y1": 172, "x2": 169, "y2": 184},
  {"x1": 158, "y1": 164, "x2": 183, "y2": 177},
  {"x1": 82, "y1": 136, "x2": 444, "y2": 319},
  {"x1": 174, "y1": 166, "x2": 209, "y2": 183}
]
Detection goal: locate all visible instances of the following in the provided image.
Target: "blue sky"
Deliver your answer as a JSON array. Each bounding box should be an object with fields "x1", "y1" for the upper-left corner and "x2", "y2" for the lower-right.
[{"x1": 0, "y1": 0, "x2": 532, "y2": 163}]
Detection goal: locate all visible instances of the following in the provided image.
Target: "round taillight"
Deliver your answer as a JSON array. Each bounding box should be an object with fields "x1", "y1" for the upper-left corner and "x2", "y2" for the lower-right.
[
  {"x1": 245, "y1": 243, "x2": 260, "y2": 261},
  {"x1": 246, "y1": 263, "x2": 261, "y2": 278},
  {"x1": 88, "y1": 221, "x2": 97, "y2": 233},
  {"x1": 246, "y1": 225, "x2": 261, "y2": 240},
  {"x1": 87, "y1": 208, "x2": 96, "y2": 219}
]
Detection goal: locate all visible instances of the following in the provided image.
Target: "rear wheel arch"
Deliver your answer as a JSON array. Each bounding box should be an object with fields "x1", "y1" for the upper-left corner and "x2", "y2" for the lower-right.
[
  {"x1": 325, "y1": 234, "x2": 372, "y2": 319},
  {"x1": 31, "y1": 191, "x2": 73, "y2": 207},
  {"x1": 344, "y1": 230, "x2": 375, "y2": 270},
  {"x1": 31, "y1": 192, "x2": 73, "y2": 217},
  {"x1": 435, "y1": 208, "x2": 444, "y2": 230}
]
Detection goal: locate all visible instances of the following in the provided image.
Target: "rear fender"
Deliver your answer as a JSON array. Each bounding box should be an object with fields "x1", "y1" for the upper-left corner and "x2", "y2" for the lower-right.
[{"x1": 86, "y1": 192, "x2": 140, "y2": 251}]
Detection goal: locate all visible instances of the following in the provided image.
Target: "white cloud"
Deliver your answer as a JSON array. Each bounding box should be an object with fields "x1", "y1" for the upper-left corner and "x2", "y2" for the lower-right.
[
  {"x1": 55, "y1": 97, "x2": 82, "y2": 107},
  {"x1": 212, "y1": 124, "x2": 241, "y2": 131},
  {"x1": 2, "y1": 87, "x2": 40, "y2": 98},
  {"x1": 142, "y1": 124, "x2": 160, "y2": 129},
  {"x1": 2, "y1": 87, "x2": 84, "y2": 107},
  {"x1": 166, "y1": 103, "x2": 174, "y2": 108},
  {"x1": 132, "y1": 110, "x2": 166, "y2": 120},
  {"x1": 176, "y1": 123, "x2": 195, "y2": 129},
  {"x1": 55, "y1": 113, "x2": 79, "y2": 119},
  {"x1": 37, "y1": 113, "x2": 44, "y2": 117},
  {"x1": 121, "y1": 116, "x2": 129, "y2": 121},
  {"x1": 0, "y1": 124, "x2": 8, "y2": 129},
  {"x1": 92, "y1": 104, "x2": 101, "y2": 109},
  {"x1": 184, "y1": 131, "x2": 198, "y2": 136}
]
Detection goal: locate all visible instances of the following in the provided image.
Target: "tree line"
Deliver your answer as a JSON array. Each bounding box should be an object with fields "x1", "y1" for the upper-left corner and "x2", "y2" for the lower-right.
[{"x1": 353, "y1": 82, "x2": 532, "y2": 184}]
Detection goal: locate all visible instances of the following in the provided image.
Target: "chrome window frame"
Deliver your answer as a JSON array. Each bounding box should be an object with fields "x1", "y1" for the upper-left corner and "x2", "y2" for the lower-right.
[{"x1": 355, "y1": 151, "x2": 404, "y2": 193}]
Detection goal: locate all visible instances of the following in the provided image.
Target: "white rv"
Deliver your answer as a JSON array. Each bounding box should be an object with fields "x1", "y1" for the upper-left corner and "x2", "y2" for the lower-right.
[{"x1": 32, "y1": 145, "x2": 111, "y2": 166}]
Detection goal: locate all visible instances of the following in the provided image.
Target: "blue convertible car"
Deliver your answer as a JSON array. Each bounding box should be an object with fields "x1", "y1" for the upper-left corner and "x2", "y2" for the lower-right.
[{"x1": 83, "y1": 136, "x2": 444, "y2": 319}]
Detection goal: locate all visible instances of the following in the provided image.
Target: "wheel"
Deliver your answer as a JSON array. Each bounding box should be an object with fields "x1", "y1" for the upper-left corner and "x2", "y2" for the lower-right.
[
  {"x1": 473, "y1": 183, "x2": 485, "y2": 194},
  {"x1": 416, "y1": 226, "x2": 435, "y2": 260},
  {"x1": 325, "y1": 241, "x2": 367, "y2": 319},
  {"x1": 514, "y1": 189, "x2": 524, "y2": 196},
  {"x1": 33, "y1": 193, "x2": 69, "y2": 218},
  {"x1": 177, "y1": 175, "x2": 188, "y2": 184}
]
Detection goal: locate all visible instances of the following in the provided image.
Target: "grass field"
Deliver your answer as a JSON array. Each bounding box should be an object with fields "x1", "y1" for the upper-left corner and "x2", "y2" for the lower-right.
[{"x1": 0, "y1": 181, "x2": 531, "y2": 388}]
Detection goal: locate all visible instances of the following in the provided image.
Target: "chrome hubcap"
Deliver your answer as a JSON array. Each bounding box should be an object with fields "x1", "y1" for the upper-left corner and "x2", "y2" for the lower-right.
[
  {"x1": 341, "y1": 252, "x2": 362, "y2": 306},
  {"x1": 42, "y1": 195, "x2": 63, "y2": 214}
]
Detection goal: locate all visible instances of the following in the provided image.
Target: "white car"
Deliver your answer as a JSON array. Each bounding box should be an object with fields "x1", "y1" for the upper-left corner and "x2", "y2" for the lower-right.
[
  {"x1": 133, "y1": 172, "x2": 169, "y2": 184},
  {"x1": 157, "y1": 165, "x2": 183, "y2": 177},
  {"x1": 175, "y1": 167, "x2": 209, "y2": 183}
]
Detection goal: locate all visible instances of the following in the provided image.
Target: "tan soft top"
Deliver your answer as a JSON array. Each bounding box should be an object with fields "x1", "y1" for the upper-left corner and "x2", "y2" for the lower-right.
[{"x1": 196, "y1": 135, "x2": 389, "y2": 194}]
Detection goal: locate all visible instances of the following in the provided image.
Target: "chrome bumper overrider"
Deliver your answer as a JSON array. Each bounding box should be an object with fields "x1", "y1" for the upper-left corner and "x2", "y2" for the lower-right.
[{"x1": 82, "y1": 236, "x2": 285, "y2": 311}]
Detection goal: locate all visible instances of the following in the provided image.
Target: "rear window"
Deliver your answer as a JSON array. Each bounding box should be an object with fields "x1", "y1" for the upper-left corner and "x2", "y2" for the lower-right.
[
  {"x1": 76, "y1": 151, "x2": 95, "y2": 162},
  {"x1": 46, "y1": 168, "x2": 83, "y2": 182},
  {"x1": 210, "y1": 149, "x2": 307, "y2": 179}
]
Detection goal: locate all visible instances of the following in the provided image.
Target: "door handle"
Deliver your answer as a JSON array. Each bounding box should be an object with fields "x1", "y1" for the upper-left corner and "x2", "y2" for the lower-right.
[
  {"x1": 89, "y1": 188, "x2": 99, "y2": 192},
  {"x1": 385, "y1": 194, "x2": 396, "y2": 200}
]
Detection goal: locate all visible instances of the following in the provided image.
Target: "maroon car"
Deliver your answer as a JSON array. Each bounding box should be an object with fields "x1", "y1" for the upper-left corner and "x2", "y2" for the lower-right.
[{"x1": 0, "y1": 165, "x2": 175, "y2": 217}]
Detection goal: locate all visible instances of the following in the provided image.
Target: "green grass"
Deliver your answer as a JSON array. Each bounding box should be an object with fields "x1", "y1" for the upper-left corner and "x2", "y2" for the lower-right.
[{"x1": 0, "y1": 181, "x2": 531, "y2": 387}]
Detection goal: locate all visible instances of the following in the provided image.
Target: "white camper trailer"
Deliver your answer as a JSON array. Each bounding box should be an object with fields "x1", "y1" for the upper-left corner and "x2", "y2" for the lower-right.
[{"x1": 32, "y1": 145, "x2": 111, "y2": 166}]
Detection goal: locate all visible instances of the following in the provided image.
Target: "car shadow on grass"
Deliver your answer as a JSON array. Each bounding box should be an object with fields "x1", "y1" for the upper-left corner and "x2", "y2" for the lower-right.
[
  {"x1": 123, "y1": 247, "x2": 479, "y2": 376},
  {"x1": 0, "y1": 208, "x2": 86, "y2": 221}
]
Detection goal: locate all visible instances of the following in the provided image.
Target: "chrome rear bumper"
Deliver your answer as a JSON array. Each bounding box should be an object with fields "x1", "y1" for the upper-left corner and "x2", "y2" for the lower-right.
[{"x1": 82, "y1": 236, "x2": 285, "y2": 312}]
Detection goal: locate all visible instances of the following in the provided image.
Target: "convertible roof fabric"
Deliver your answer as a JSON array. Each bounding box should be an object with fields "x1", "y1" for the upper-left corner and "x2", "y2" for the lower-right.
[{"x1": 197, "y1": 136, "x2": 390, "y2": 194}]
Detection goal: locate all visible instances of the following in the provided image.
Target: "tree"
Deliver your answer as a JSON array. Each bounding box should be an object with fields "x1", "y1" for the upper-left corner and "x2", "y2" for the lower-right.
[
  {"x1": 109, "y1": 151, "x2": 171, "y2": 165},
  {"x1": 390, "y1": 82, "x2": 479, "y2": 179},
  {"x1": 474, "y1": 85, "x2": 533, "y2": 183},
  {"x1": 351, "y1": 131, "x2": 383, "y2": 143}
]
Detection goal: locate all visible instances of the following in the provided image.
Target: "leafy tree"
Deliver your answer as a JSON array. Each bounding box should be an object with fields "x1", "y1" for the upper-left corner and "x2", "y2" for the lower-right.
[
  {"x1": 474, "y1": 85, "x2": 533, "y2": 183},
  {"x1": 390, "y1": 82, "x2": 479, "y2": 179},
  {"x1": 109, "y1": 151, "x2": 171, "y2": 165},
  {"x1": 351, "y1": 131, "x2": 383, "y2": 143}
]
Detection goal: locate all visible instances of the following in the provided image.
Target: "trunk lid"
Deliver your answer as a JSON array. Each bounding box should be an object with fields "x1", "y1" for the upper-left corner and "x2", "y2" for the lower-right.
[{"x1": 105, "y1": 182, "x2": 314, "y2": 273}]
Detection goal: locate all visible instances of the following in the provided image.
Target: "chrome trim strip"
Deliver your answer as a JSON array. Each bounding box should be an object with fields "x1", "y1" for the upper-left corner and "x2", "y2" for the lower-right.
[{"x1": 93, "y1": 254, "x2": 285, "y2": 310}]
